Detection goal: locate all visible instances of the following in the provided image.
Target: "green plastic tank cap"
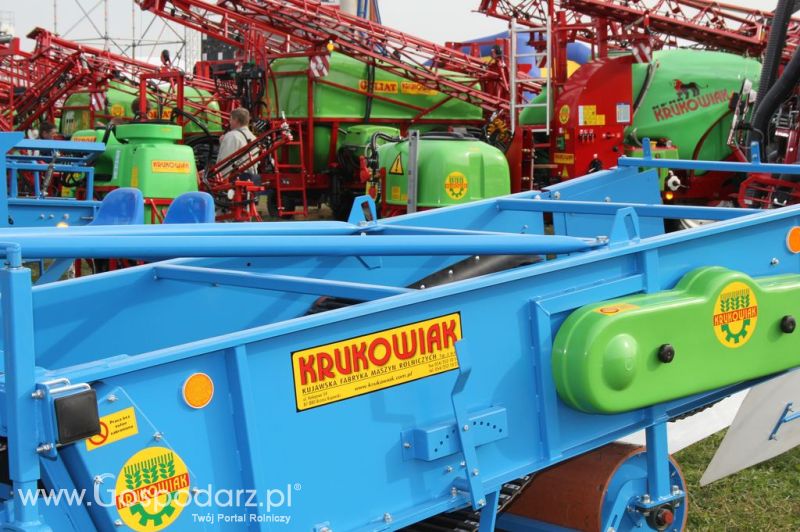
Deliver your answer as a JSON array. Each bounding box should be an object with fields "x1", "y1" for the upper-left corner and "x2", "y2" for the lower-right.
[{"x1": 602, "y1": 333, "x2": 639, "y2": 391}]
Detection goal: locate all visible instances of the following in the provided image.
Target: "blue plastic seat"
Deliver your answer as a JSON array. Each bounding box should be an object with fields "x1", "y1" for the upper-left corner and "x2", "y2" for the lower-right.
[
  {"x1": 91, "y1": 188, "x2": 144, "y2": 225},
  {"x1": 164, "y1": 192, "x2": 216, "y2": 224}
]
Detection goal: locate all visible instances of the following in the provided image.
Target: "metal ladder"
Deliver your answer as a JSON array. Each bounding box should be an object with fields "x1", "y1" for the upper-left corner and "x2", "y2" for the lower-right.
[{"x1": 271, "y1": 120, "x2": 309, "y2": 218}]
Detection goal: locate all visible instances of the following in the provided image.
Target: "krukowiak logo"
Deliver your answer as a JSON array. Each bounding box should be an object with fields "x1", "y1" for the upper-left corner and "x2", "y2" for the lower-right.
[
  {"x1": 292, "y1": 313, "x2": 463, "y2": 411},
  {"x1": 651, "y1": 79, "x2": 729, "y2": 122},
  {"x1": 115, "y1": 447, "x2": 191, "y2": 531},
  {"x1": 713, "y1": 281, "x2": 759, "y2": 348}
]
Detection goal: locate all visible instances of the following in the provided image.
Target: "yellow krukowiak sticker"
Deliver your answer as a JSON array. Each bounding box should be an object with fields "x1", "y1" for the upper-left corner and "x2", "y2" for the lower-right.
[
  {"x1": 116, "y1": 447, "x2": 190, "y2": 531},
  {"x1": 713, "y1": 281, "x2": 758, "y2": 348},
  {"x1": 559, "y1": 104, "x2": 570, "y2": 124},
  {"x1": 151, "y1": 160, "x2": 191, "y2": 174},
  {"x1": 292, "y1": 313, "x2": 462, "y2": 411},
  {"x1": 444, "y1": 171, "x2": 469, "y2": 201},
  {"x1": 401, "y1": 81, "x2": 438, "y2": 95},
  {"x1": 86, "y1": 407, "x2": 139, "y2": 451}
]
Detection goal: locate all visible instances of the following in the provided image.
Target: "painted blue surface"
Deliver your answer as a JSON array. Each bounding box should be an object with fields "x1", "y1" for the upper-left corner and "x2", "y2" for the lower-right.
[
  {"x1": 0, "y1": 159, "x2": 794, "y2": 530},
  {"x1": 2, "y1": 133, "x2": 101, "y2": 228}
]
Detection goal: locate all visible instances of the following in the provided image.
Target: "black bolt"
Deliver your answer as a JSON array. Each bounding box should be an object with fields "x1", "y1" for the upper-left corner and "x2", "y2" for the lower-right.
[
  {"x1": 657, "y1": 344, "x2": 675, "y2": 363},
  {"x1": 781, "y1": 315, "x2": 796, "y2": 334}
]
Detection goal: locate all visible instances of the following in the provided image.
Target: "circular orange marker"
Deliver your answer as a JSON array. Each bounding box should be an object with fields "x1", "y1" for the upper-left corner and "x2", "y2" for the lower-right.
[
  {"x1": 182, "y1": 372, "x2": 214, "y2": 409},
  {"x1": 600, "y1": 306, "x2": 620, "y2": 314},
  {"x1": 788, "y1": 227, "x2": 800, "y2": 254}
]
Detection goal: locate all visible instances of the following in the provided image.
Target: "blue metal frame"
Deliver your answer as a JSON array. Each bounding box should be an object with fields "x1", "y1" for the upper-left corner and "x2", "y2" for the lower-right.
[
  {"x1": 2, "y1": 134, "x2": 101, "y2": 228},
  {"x1": 0, "y1": 159, "x2": 796, "y2": 530}
]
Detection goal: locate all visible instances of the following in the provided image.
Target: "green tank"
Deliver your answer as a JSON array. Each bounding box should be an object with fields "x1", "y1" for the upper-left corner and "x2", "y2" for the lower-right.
[
  {"x1": 378, "y1": 134, "x2": 510, "y2": 208},
  {"x1": 72, "y1": 124, "x2": 198, "y2": 223},
  {"x1": 520, "y1": 50, "x2": 761, "y2": 165},
  {"x1": 60, "y1": 80, "x2": 223, "y2": 138},
  {"x1": 268, "y1": 53, "x2": 482, "y2": 173}
]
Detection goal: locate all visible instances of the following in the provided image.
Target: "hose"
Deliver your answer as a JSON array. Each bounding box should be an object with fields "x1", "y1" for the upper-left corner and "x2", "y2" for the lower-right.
[
  {"x1": 749, "y1": 0, "x2": 797, "y2": 157},
  {"x1": 751, "y1": 45, "x2": 800, "y2": 161}
]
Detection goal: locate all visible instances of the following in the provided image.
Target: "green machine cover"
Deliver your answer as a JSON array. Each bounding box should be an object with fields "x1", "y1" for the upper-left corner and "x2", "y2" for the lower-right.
[{"x1": 553, "y1": 267, "x2": 800, "y2": 413}]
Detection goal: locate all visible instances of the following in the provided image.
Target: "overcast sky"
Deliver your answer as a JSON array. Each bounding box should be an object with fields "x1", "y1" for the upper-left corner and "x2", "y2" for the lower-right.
[{"x1": 3, "y1": 0, "x2": 784, "y2": 63}]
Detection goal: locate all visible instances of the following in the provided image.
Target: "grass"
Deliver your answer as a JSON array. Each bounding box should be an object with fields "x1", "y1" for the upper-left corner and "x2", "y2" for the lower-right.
[{"x1": 675, "y1": 430, "x2": 800, "y2": 531}]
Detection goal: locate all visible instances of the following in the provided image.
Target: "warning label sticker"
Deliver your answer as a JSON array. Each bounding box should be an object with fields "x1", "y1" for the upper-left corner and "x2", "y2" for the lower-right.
[
  {"x1": 553, "y1": 152, "x2": 575, "y2": 165},
  {"x1": 292, "y1": 313, "x2": 462, "y2": 411},
  {"x1": 86, "y1": 407, "x2": 139, "y2": 451},
  {"x1": 389, "y1": 154, "x2": 404, "y2": 175}
]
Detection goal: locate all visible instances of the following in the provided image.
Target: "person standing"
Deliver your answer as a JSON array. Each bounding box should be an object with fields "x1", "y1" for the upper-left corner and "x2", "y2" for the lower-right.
[{"x1": 216, "y1": 107, "x2": 260, "y2": 182}]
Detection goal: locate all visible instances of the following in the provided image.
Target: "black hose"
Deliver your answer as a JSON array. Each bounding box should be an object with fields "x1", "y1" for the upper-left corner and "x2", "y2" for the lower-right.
[
  {"x1": 364, "y1": 61, "x2": 375, "y2": 123},
  {"x1": 749, "y1": 0, "x2": 797, "y2": 157},
  {"x1": 751, "y1": 45, "x2": 800, "y2": 160}
]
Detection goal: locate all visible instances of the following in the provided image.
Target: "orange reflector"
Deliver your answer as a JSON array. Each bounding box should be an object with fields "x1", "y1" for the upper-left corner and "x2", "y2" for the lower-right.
[
  {"x1": 56, "y1": 221, "x2": 69, "y2": 228},
  {"x1": 182, "y1": 373, "x2": 214, "y2": 409},
  {"x1": 665, "y1": 191, "x2": 674, "y2": 201},
  {"x1": 788, "y1": 227, "x2": 800, "y2": 254}
]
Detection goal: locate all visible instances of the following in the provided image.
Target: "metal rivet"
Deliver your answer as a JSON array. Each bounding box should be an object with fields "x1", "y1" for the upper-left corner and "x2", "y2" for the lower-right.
[
  {"x1": 478, "y1": 498, "x2": 486, "y2": 507},
  {"x1": 553, "y1": 191, "x2": 561, "y2": 200},
  {"x1": 36, "y1": 443, "x2": 53, "y2": 454},
  {"x1": 115, "y1": 520, "x2": 124, "y2": 527},
  {"x1": 31, "y1": 390, "x2": 44, "y2": 399},
  {"x1": 771, "y1": 258, "x2": 780, "y2": 266},
  {"x1": 450, "y1": 486, "x2": 458, "y2": 497},
  {"x1": 462, "y1": 424, "x2": 469, "y2": 431},
  {"x1": 445, "y1": 466, "x2": 453, "y2": 473},
  {"x1": 460, "y1": 461, "x2": 466, "y2": 467},
  {"x1": 403, "y1": 442, "x2": 411, "y2": 449},
  {"x1": 472, "y1": 468, "x2": 479, "y2": 476},
  {"x1": 93, "y1": 476, "x2": 103, "y2": 485},
  {"x1": 107, "y1": 394, "x2": 118, "y2": 403},
  {"x1": 671, "y1": 485, "x2": 680, "y2": 495},
  {"x1": 383, "y1": 513, "x2": 392, "y2": 524},
  {"x1": 153, "y1": 432, "x2": 163, "y2": 442},
  {"x1": 447, "y1": 270, "x2": 454, "y2": 276},
  {"x1": 604, "y1": 196, "x2": 611, "y2": 202},
  {"x1": 642, "y1": 494, "x2": 651, "y2": 504}
]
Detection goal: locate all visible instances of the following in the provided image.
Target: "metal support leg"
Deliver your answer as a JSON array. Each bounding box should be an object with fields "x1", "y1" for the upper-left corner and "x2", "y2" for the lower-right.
[
  {"x1": 1, "y1": 245, "x2": 50, "y2": 531},
  {"x1": 645, "y1": 422, "x2": 671, "y2": 502},
  {"x1": 478, "y1": 490, "x2": 499, "y2": 532}
]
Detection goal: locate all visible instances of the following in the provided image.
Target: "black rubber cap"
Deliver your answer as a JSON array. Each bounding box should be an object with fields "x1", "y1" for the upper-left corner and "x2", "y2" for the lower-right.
[
  {"x1": 781, "y1": 315, "x2": 796, "y2": 334},
  {"x1": 657, "y1": 344, "x2": 675, "y2": 363}
]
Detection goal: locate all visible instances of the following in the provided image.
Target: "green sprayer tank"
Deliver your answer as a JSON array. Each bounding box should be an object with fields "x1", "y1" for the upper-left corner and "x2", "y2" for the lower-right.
[
  {"x1": 378, "y1": 135, "x2": 510, "y2": 208},
  {"x1": 71, "y1": 124, "x2": 198, "y2": 223},
  {"x1": 519, "y1": 50, "x2": 761, "y2": 177},
  {"x1": 60, "y1": 80, "x2": 223, "y2": 138},
  {"x1": 268, "y1": 53, "x2": 483, "y2": 172}
]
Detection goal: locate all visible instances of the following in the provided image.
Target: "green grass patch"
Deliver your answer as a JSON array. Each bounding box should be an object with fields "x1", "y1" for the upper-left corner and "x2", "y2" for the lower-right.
[{"x1": 675, "y1": 430, "x2": 800, "y2": 531}]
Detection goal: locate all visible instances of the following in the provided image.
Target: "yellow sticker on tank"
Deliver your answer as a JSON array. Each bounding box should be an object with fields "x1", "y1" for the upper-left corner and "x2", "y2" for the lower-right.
[
  {"x1": 86, "y1": 407, "x2": 139, "y2": 451},
  {"x1": 71, "y1": 136, "x2": 97, "y2": 143},
  {"x1": 110, "y1": 103, "x2": 126, "y2": 117},
  {"x1": 713, "y1": 281, "x2": 758, "y2": 348},
  {"x1": 389, "y1": 154, "x2": 404, "y2": 175},
  {"x1": 115, "y1": 447, "x2": 190, "y2": 531},
  {"x1": 401, "y1": 82, "x2": 438, "y2": 96},
  {"x1": 391, "y1": 185, "x2": 401, "y2": 201},
  {"x1": 553, "y1": 153, "x2": 575, "y2": 165},
  {"x1": 151, "y1": 160, "x2": 191, "y2": 174},
  {"x1": 558, "y1": 105, "x2": 570, "y2": 124},
  {"x1": 444, "y1": 171, "x2": 468, "y2": 201}
]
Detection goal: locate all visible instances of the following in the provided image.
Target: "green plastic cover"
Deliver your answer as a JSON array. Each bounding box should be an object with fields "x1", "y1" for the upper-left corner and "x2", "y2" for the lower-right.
[{"x1": 553, "y1": 267, "x2": 800, "y2": 413}]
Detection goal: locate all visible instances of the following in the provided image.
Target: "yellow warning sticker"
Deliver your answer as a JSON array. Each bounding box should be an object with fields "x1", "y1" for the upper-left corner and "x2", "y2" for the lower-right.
[
  {"x1": 389, "y1": 154, "x2": 404, "y2": 175},
  {"x1": 71, "y1": 135, "x2": 98, "y2": 143},
  {"x1": 561, "y1": 166, "x2": 569, "y2": 178},
  {"x1": 115, "y1": 447, "x2": 190, "y2": 531},
  {"x1": 391, "y1": 185, "x2": 402, "y2": 201},
  {"x1": 713, "y1": 281, "x2": 758, "y2": 348},
  {"x1": 444, "y1": 171, "x2": 469, "y2": 200},
  {"x1": 401, "y1": 81, "x2": 438, "y2": 96},
  {"x1": 292, "y1": 313, "x2": 462, "y2": 411},
  {"x1": 553, "y1": 152, "x2": 575, "y2": 165},
  {"x1": 595, "y1": 303, "x2": 640, "y2": 315},
  {"x1": 151, "y1": 160, "x2": 191, "y2": 174},
  {"x1": 358, "y1": 80, "x2": 399, "y2": 94},
  {"x1": 579, "y1": 105, "x2": 606, "y2": 126},
  {"x1": 86, "y1": 407, "x2": 139, "y2": 451}
]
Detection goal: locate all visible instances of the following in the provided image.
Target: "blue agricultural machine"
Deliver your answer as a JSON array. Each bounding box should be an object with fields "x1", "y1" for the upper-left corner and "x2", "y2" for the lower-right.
[
  {"x1": 0, "y1": 136, "x2": 799, "y2": 531},
  {"x1": 0, "y1": 132, "x2": 103, "y2": 229}
]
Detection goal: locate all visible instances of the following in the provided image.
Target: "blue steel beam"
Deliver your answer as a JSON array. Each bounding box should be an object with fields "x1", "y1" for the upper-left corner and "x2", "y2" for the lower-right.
[
  {"x1": 0, "y1": 234, "x2": 604, "y2": 259},
  {"x1": 496, "y1": 199, "x2": 757, "y2": 220},
  {"x1": 153, "y1": 265, "x2": 413, "y2": 300}
]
